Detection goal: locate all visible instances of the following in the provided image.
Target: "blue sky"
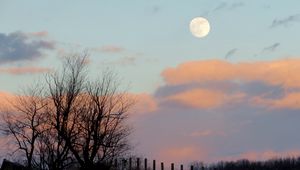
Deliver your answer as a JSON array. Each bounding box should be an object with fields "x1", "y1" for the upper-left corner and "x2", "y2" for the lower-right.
[
  {"x1": 2, "y1": 0, "x2": 300, "y2": 164},
  {"x1": 2, "y1": 0, "x2": 300, "y2": 93}
]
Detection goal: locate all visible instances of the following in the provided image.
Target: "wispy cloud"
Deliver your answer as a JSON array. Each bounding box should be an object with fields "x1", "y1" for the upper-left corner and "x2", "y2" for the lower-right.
[
  {"x1": 225, "y1": 48, "x2": 238, "y2": 59},
  {"x1": 115, "y1": 56, "x2": 137, "y2": 65},
  {"x1": 224, "y1": 150, "x2": 300, "y2": 161},
  {"x1": 93, "y1": 45, "x2": 124, "y2": 53},
  {"x1": 100, "y1": 56, "x2": 138, "y2": 66},
  {"x1": 214, "y1": 2, "x2": 244, "y2": 12},
  {"x1": 27, "y1": 31, "x2": 49, "y2": 37},
  {"x1": 270, "y1": 14, "x2": 300, "y2": 28},
  {"x1": 0, "y1": 31, "x2": 55, "y2": 64},
  {"x1": 158, "y1": 145, "x2": 207, "y2": 164},
  {"x1": 0, "y1": 67, "x2": 51, "y2": 75},
  {"x1": 262, "y1": 43, "x2": 280, "y2": 53}
]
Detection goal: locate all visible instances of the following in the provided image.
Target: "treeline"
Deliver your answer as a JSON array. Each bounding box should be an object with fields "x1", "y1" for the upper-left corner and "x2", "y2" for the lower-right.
[{"x1": 191, "y1": 157, "x2": 300, "y2": 170}]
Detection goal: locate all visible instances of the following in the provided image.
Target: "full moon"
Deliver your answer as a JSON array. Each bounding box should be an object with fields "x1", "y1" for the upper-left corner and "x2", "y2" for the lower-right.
[{"x1": 189, "y1": 17, "x2": 210, "y2": 38}]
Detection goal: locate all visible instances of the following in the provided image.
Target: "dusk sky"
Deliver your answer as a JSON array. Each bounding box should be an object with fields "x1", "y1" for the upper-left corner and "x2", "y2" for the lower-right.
[{"x1": 1, "y1": 0, "x2": 300, "y2": 165}]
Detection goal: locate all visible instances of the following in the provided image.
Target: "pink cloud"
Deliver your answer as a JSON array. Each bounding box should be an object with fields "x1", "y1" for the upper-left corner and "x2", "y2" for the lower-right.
[
  {"x1": 189, "y1": 129, "x2": 227, "y2": 137},
  {"x1": 252, "y1": 92, "x2": 300, "y2": 109},
  {"x1": 94, "y1": 45, "x2": 124, "y2": 53},
  {"x1": 0, "y1": 91, "x2": 17, "y2": 110},
  {"x1": 164, "y1": 88, "x2": 245, "y2": 109},
  {"x1": 158, "y1": 145, "x2": 208, "y2": 164},
  {"x1": 0, "y1": 67, "x2": 51, "y2": 75},
  {"x1": 190, "y1": 130, "x2": 213, "y2": 137},
  {"x1": 128, "y1": 93, "x2": 158, "y2": 115},
  {"x1": 162, "y1": 59, "x2": 300, "y2": 88},
  {"x1": 165, "y1": 88, "x2": 226, "y2": 109},
  {"x1": 223, "y1": 150, "x2": 300, "y2": 161},
  {"x1": 27, "y1": 31, "x2": 48, "y2": 37}
]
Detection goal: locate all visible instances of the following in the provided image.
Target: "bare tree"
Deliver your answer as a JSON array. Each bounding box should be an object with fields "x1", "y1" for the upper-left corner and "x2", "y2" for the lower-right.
[
  {"x1": 1, "y1": 86, "x2": 47, "y2": 169},
  {"x1": 1, "y1": 53, "x2": 133, "y2": 170},
  {"x1": 37, "y1": 125, "x2": 74, "y2": 170},
  {"x1": 45, "y1": 54, "x2": 132, "y2": 169}
]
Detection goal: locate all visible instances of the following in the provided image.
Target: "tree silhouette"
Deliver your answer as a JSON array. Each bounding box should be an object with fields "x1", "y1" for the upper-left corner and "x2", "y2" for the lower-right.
[{"x1": 1, "y1": 53, "x2": 133, "y2": 170}]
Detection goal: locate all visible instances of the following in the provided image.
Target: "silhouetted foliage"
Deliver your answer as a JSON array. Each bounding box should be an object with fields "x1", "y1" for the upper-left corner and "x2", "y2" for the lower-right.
[
  {"x1": 1, "y1": 53, "x2": 133, "y2": 170},
  {"x1": 191, "y1": 157, "x2": 300, "y2": 170}
]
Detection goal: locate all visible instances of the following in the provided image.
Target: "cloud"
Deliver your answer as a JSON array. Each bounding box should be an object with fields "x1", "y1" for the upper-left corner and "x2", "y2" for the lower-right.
[
  {"x1": 132, "y1": 58, "x2": 300, "y2": 164},
  {"x1": 93, "y1": 45, "x2": 124, "y2": 53},
  {"x1": 158, "y1": 145, "x2": 207, "y2": 164},
  {"x1": 164, "y1": 88, "x2": 245, "y2": 109},
  {"x1": 0, "y1": 31, "x2": 55, "y2": 64},
  {"x1": 262, "y1": 43, "x2": 280, "y2": 53},
  {"x1": 189, "y1": 129, "x2": 227, "y2": 137},
  {"x1": 213, "y1": 2, "x2": 244, "y2": 12},
  {"x1": 225, "y1": 150, "x2": 300, "y2": 161},
  {"x1": 0, "y1": 67, "x2": 51, "y2": 75},
  {"x1": 162, "y1": 59, "x2": 300, "y2": 88},
  {"x1": 190, "y1": 130, "x2": 212, "y2": 137},
  {"x1": 0, "y1": 91, "x2": 18, "y2": 110},
  {"x1": 270, "y1": 14, "x2": 300, "y2": 28},
  {"x1": 157, "y1": 58, "x2": 300, "y2": 110},
  {"x1": 165, "y1": 88, "x2": 224, "y2": 109},
  {"x1": 225, "y1": 48, "x2": 238, "y2": 59},
  {"x1": 253, "y1": 92, "x2": 300, "y2": 110},
  {"x1": 113, "y1": 56, "x2": 137, "y2": 65},
  {"x1": 100, "y1": 56, "x2": 138, "y2": 66},
  {"x1": 27, "y1": 31, "x2": 49, "y2": 37},
  {"x1": 151, "y1": 5, "x2": 160, "y2": 13},
  {"x1": 129, "y1": 93, "x2": 158, "y2": 116}
]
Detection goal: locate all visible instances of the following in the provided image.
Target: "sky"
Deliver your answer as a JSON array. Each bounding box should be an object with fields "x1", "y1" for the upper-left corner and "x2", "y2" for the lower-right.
[{"x1": 1, "y1": 0, "x2": 300, "y2": 166}]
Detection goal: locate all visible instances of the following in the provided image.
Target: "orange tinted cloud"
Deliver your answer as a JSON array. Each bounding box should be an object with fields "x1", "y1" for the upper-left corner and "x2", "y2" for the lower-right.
[
  {"x1": 165, "y1": 88, "x2": 245, "y2": 109},
  {"x1": 126, "y1": 93, "x2": 158, "y2": 115},
  {"x1": 94, "y1": 45, "x2": 124, "y2": 53},
  {"x1": 0, "y1": 67, "x2": 51, "y2": 75},
  {"x1": 27, "y1": 31, "x2": 48, "y2": 37},
  {"x1": 162, "y1": 59, "x2": 300, "y2": 88},
  {"x1": 253, "y1": 92, "x2": 300, "y2": 109},
  {"x1": 0, "y1": 91, "x2": 17, "y2": 110},
  {"x1": 159, "y1": 145, "x2": 208, "y2": 164},
  {"x1": 162, "y1": 60, "x2": 236, "y2": 85},
  {"x1": 166, "y1": 88, "x2": 225, "y2": 109},
  {"x1": 190, "y1": 130, "x2": 213, "y2": 137},
  {"x1": 227, "y1": 150, "x2": 300, "y2": 161},
  {"x1": 189, "y1": 129, "x2": 227, "y2": 137}
]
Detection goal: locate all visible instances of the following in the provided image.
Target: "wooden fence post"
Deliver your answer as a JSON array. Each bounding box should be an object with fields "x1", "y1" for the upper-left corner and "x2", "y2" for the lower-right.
[
  {"x1": 171, "y1": 163, "x2": 174, "y2": 170},
  {"x1": 161, "y1": 162, "x2": 164, "y2": 170},
  {"x1": 180, "y1": 164, "x2": 183, "y2": 170},
  {"x1": 137, "y1": 158, "x2": 140, "y2": 170},
  {"x1": 129, "y1": 158, "x2": 132, "y2": 170},
  {"x1": 122, "y1": 159, "x2": 126, "y2": 170},
  {"x1": 115, "y1": 159, "x2": 118, "y2": 169},
  {"x1": 190, "y1": 165, "x2": 194, "y2": 170},
  {"x1": 144, "y1": 158, "x2": 148, "y2": 170},
  {"x1": 153, "y1": 160, "x2": 156, "y2": 170}
]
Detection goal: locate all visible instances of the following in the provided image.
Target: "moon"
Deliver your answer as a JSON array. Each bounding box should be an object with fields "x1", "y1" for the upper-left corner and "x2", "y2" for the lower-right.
[{"x1": 189, "y1": 17, "x2": 210, "y2": 38}]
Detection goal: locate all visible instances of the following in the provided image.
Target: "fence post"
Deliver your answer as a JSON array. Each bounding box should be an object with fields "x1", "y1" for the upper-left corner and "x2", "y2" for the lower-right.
[
  {"x1": 171, "y1": 163, "x2": 174, "y2": 170},
  {"x1": 190, "y1": 165, "x2": 194, "y2": 170},
  {"x1": 129, "y1": 158, "x2": 132, "y2": 170},
  {"x1": 137, "y1": 158, "x2": 140, "y2": 170},
  {"x1": 153, "y1": 160, "x2": 156, "y2": 170},
  {"x1": 114, "y1": 159, "x2": 118, "y2": 169},
  {"x1": 122, "y1": 159, "x2": 126, "y2": 170},
  {"x1": 161, "y1": 162, "x2": 164, "y2": 170},
  {"x1": 145, "y1": 158, "x2": 148, "y2": 170},
  {"x1": 180, "y1": 164, "x2": 183, "y2": 170}
]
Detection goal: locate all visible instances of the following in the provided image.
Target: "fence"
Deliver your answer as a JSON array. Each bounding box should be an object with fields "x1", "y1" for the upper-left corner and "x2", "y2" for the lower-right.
[{"x1": 112, "y1": 158, "x2": 203, "y2": 170}]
